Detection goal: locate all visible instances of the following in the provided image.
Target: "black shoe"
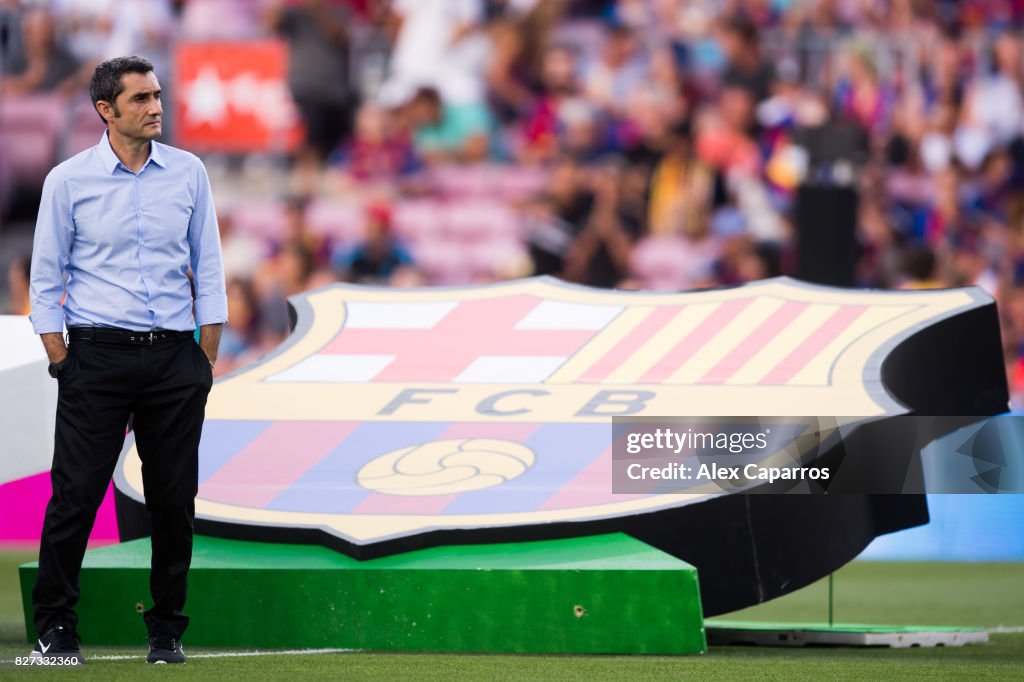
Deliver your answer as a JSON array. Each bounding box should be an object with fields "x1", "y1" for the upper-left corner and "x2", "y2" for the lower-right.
[
  {"x1": 29, "y1": 625, "x2": 84, "y2": 665},
  {"x1": 147, "y1": 633, "x2": 186, "y2": 664}
]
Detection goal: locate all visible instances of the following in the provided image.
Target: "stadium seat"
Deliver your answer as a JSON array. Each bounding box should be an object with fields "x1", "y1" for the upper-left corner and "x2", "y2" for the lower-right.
[
  {"x1": 0, "y1": 94, "x2": 67, "y2": 187},
  {"x1": 231, "y1": 199, "x2": 288, "y2": 240},
  {"x1": 497, "y1": 167, "x2": 549, "y2": 199},
  {"x1": 411, "y1": 240, "x2": 476, "y2": 285},
  {"x1": 466, "y1": 239, "x2": 528, "y2": 280},
  {"x1": 305, "y1": 200, "x2": 364, "y2": 244},
  {"x1": 392, "y1": 200, "x2": 445, "y2": 244},
  {"x1": 61, "y1": 98, "x2": 107, "y2": 160},
  {"x1": 430, "y1": 165, "x2": 492, "y2": 197},
  {"x1": 630, "y1": 235, "x2": 718, "y2": 292},
  {"x1": 0, "y1": 129, "x2": 59, "y2": 190},
  {"x1": 180, "y1": 0, "x2": 263, "y2": 40},
  {"x1": 444, "y1": 200, "x2": 519, "y2": 242}
]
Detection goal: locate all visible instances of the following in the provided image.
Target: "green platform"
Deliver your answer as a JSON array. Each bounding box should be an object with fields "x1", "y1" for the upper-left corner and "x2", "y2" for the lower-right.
[{"x1": 20, "y1": 533, "x2": 706, "y2": 655}]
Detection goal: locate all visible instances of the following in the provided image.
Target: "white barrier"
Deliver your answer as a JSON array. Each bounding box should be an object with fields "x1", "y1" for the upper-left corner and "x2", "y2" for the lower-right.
[{"x1": 0, "y1": 315, "x2": 56, "y2": 484}]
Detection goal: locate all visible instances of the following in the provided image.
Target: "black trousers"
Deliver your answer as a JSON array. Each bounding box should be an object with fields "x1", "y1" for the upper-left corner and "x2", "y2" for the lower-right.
[{"x1": 32, "y1": 335, "x2": 212, "y2": 639}]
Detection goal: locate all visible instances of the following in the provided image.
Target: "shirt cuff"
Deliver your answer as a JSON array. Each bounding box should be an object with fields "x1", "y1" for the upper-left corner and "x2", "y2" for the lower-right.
[
  {"x1": 30, "y1": 308, "x2": 65, "y2": 335},
  {"x1": 195, "y1": 293, "x2": 228, "y2": 326}
]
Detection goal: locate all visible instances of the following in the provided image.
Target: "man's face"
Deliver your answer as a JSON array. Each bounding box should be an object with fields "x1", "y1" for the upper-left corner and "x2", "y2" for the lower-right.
[{"x1": 102, "y1": 71, "x2": 163, "y2": 141}]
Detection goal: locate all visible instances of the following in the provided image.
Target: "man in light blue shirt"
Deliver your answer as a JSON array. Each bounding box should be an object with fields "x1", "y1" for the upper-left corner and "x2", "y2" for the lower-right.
[{"x1": 27, "y1": 56, "x2": 226, "y2": 666}]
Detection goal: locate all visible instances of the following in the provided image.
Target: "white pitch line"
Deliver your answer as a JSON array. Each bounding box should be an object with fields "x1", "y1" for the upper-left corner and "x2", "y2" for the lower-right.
[
  {"x1": 91, "y1": 648, "x2": 356, "y2": 661},
  {"x1": 1, "y1": 648, "x2": 356, "y2": 664},
  {"x1": 6, "y1": 631, "x2": 1024, "y2": 665},
  {"x1": 988, "y1": 626, "x2": 1024, "y2": 634}
]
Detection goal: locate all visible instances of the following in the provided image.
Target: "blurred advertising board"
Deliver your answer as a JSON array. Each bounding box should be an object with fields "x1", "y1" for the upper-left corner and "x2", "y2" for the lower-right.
[{"x1": 175, "y1": 41, "x2": 303, "y2": 152}]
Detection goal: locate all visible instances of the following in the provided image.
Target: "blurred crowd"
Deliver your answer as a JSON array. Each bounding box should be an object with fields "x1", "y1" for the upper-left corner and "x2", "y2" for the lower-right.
[{"x1": 4, "y1": 0, "x2": 1024, "y2": 406}]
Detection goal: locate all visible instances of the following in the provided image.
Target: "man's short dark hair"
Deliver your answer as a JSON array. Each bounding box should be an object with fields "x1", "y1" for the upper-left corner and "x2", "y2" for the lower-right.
[{"x1": 89, "y1": 56, "x2": 154, "y2": 124}]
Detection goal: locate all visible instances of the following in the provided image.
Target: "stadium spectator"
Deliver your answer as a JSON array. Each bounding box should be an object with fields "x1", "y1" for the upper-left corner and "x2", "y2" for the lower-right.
[
  {"x1": 51, "y1": 0, "x2": 115, "y2": 66},
  {"x1": 104, "y1": 0, "x2": 175, "y2": 78},
  {"x1": 273, "y1": 195, "x2": 333, "y2": 271},
  {"x1": 257, "y1": 239, "x2": 316, "y2": 341},
  {"x1": 3, "y1": 0, "x2": 1024, "y2": 403},
  {"x1": 714, "y1": 229, "x2": 783, "y2": 286},
  {"x1": 329, "y1": 102, "x2": 420, "y2": 186},
  {"x1": 522, "y1": 154, "x2": 592, "y2": 277},
  {"x1": 718, "y1": 14, "x2": 774, "y2": 105},
  {"x1": 217, "y1": 208, "x2": 265, "y2": 281},
  {"x1": 0, "y1": 0, "x2": 25, "y2": 69},
  {"x1": 647, "y1": 120, "x2": 713, "y2": 236},
  {"x1": 949, "y1": 229, "x2": 1001, "y2": 295},
  {"x1": 403, "y1": 86, "x2": 493, "y2": 164},
  {"x1": 517, "y1": 43, "x2": 582, "y2": 162},
  {"x1": 266, "y1": 0, "x2": 355, "y2": 179},
  {"x1": 898, "y1": 241, "x2": 946, "y2": 289},
  {"x1": 1, "y1": 8, "x2": 80, "y2": 96},
  {"x1": 835, "y1": 45, "x2": 891, "y2": 136},
  {"x1": 581, "y1": 23, "x2": 646, "y2": 116},
  {"x1": 381, "y1": 0, "x2": 483, "y2": 107},
  {"x1": 694, "y1": 89, "x2": 762, "y2": 175},
  {"x1": 484, "y1": 16, "x2": 538, "y2": 125},
  {"x1": 216, "y1": 276, "x2": 263, "y2": 376},
  {"x1": 961, "y1": 31, "x2": 1024, "y2": 161},
  {"x1": 332, "y1": 202, "x2": 416, "y2": 284},
  {"x1": 5, "y1": 253, "x2": 30, "y2": 315},
  {"x1": 564, "y1": 157, "x2": 644, "y2": 288}
]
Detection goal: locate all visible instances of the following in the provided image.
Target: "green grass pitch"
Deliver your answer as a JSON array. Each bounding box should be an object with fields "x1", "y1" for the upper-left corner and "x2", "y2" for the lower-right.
[{"x1": 0, "y1": 547, "x2": 1021, "y2": 680}]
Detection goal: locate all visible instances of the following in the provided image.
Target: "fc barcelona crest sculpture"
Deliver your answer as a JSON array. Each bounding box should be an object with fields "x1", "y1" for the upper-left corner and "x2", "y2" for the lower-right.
[{"x1": 114, "y1": 277, "x2": 1007, "y2": 615}]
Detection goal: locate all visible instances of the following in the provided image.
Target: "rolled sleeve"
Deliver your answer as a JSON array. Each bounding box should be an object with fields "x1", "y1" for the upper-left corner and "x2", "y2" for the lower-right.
[
  {"x1": 187, "y1": 162, "x2": 228, "y2": 326},
  {"x1": 29, "y1": 169, "x2": 72, "y2": 334}
]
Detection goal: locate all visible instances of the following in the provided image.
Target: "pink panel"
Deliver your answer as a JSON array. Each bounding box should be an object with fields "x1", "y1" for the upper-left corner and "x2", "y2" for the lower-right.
[{"x1": 0, "y1": 472, "x2": 119, "y2": 546}]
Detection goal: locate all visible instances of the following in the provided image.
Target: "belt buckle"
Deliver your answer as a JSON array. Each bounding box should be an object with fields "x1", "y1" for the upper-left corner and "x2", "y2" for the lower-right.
[{"x1": 128, "y1": 332, "x2": 155, "y2": 345}]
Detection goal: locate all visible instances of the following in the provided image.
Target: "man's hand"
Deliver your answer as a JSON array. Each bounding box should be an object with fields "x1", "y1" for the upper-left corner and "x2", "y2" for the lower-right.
[
  {"x1": 40, "y1": 332, "x2": 68, "y2": 364},
  {"x1": 198, "y1": 324, "x2": 223, "y2": 367}
]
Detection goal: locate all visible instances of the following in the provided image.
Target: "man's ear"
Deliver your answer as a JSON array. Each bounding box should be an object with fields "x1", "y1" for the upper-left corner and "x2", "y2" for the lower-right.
[{"x1": 96, "y1": 100, "x2": 114, "y2": 123}]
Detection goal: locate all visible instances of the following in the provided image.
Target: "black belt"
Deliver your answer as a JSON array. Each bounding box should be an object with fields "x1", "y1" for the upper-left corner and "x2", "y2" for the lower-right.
[{"x1": 68, "y1": 327, "x2": 194, "y2": 346}]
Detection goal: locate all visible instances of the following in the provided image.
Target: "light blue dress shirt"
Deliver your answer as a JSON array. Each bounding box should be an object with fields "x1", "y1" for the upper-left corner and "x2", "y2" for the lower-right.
[{"x1": 29, "y1": 132, "x2": 228, "y2": 334}]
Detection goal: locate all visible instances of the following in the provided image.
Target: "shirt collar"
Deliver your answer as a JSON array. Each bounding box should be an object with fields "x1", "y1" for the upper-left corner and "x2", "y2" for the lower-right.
[{"x1": 97, "y1": 130, "x2": 167, "y2": 174}]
